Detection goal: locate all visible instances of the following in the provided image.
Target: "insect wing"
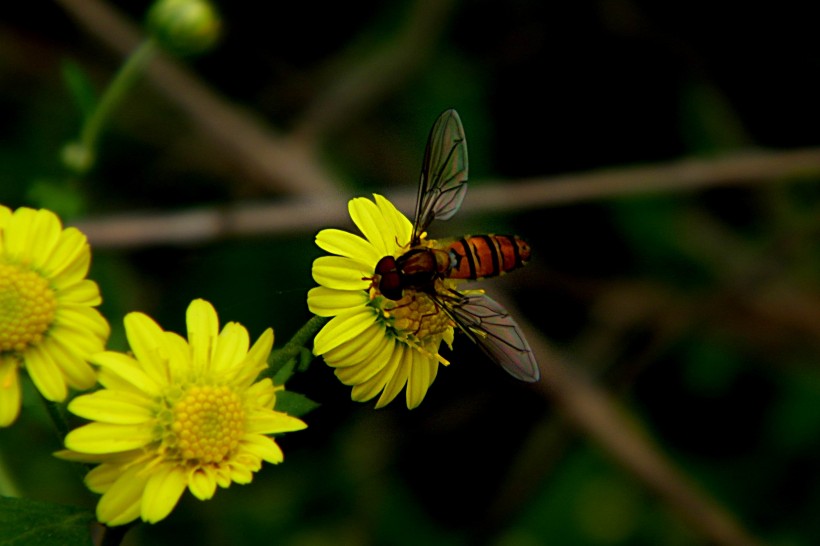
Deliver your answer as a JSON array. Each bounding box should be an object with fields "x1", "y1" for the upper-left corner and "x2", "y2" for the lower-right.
[
  {"x1": 443, "y1": 292, "x2": 540, "y2": 382},
  {"x1": 411, "y1": 109, "x2": 469, "y2": 244}
]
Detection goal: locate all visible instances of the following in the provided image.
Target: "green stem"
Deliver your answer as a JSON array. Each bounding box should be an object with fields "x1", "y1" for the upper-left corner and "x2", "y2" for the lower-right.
[
  {"x1": 0, "y1": 449, "x2": 22, "y2": 498},
  {"x1": 41, "y1": 396, "x2": 71, "y2": 441},
  {"x1": 38, "y1": 392, "x2": 95, "y2": 478},
  {"x1": 264, "y1": 315, "x2": 329, "y2": 379},
  {"x1": 66, "y1": 39, "x2": 159, "y2": 173}
]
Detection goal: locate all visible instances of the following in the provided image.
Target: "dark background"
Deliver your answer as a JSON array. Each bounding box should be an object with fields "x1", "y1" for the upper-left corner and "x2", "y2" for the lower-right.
[{"x1": 2, "y1": 1, "x2": 820, "y2": 544}]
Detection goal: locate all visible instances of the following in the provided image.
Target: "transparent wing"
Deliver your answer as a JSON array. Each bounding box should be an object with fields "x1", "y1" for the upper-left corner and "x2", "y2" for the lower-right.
[
  {"x1": 439, "y1": 292, "x2": 540, "y2": 383},
  {"x1": 411, "y1": 109, "x2": 469, "y2": 245}
]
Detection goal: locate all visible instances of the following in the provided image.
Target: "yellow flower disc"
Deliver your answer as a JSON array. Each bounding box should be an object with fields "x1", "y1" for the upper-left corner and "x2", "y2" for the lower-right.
[
  {"x1": 170, "y1": 385, "x2": 245, "y2": 464},
  {"x1": 0, "y1": 262, "x2": 58, "y2": 353},
  {"x1": 380, "y1": 286, "x2": 452, "y2": 346}
]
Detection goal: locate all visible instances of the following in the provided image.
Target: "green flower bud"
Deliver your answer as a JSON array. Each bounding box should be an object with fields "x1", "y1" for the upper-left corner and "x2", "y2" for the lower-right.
[
  {"x1": 146, "y1": 0, "x2": 221, "y2": 56},
  {"x1": 61, "y1": 141, "x2": 94, "y2": 174}
]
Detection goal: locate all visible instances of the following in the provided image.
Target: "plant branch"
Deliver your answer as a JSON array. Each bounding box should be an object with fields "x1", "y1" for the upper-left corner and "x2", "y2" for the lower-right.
[
  {"x1": 71, "y1": 145, "x2": 820, "y2": 249},
  {"x1": 491, "y1": 292, "x2": 765, "y2": 546}
]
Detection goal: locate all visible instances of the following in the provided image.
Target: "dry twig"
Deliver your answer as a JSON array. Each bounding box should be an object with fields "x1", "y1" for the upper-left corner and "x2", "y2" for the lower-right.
[{"x1": 73, "y1": 146, "x2": 820, "y2": 248}]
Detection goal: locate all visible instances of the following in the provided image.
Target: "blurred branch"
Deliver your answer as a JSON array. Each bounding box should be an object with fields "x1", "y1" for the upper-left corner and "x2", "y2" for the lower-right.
[
  {"x1": 490, "y1": 293, "x2": 765, "y2": 546},
  {"x1": 535, "y1": 352, "x2": 763, "y2": 546},
  {"x1": 474, "y1": 146, "x2": 820, "y2": 212},
  {"x1": 73, "y1": 145, "x2": 820, "y2": 249},
  {"x1": 291, "y1": 0, "x2": 459, "y2": 146},
  {"x1": 55, "y1": 0, "x2": 341, "y2": 196}
]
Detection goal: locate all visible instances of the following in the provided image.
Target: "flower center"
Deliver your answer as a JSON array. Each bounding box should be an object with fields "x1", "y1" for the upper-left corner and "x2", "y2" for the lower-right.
[
  {"x1": 378, "y1": 286, "x2": 453, "y2": 344},
  {"x1": 0, "y1": 262, "x2": 58, "y2": 354},
  {"x1": 169, "y1": 385, "x2": 245, "y2": 464}
]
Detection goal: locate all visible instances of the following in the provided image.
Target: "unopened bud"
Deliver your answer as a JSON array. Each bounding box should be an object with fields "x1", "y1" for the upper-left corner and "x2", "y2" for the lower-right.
[{"x1": 146, "y1": 0, "x2": 221, "y2": 56}]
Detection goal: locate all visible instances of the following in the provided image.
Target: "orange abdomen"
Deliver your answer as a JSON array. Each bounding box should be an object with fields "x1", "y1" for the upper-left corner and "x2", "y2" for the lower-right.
[{"x1": 446, "y1": 235, "x2": 531, "y2": 279}]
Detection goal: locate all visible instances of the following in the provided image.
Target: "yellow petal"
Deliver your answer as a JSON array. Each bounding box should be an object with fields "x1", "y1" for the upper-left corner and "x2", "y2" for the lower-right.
[
  {"x1": 43, "y1": 227, "x2": 89, "y2": 283},
  {"x1": 228, "y1": 463, "x2": 254, "y2": 484},
  {"x1": 351, "y1": 344, "x2": 403, "y2": 403},
  {"x1": 163, "y1": 331, "x2": 193, "y2": 383},
  {"x1": 245, "y1": 409, "x2": 307, "y2": 435},
  {"x1": 214, "y1": 466, "x2": 232, "y2": 488},
  {"x1": 48, "y1": 233, "x2": 91, "y2": 288},
  {"x1": 241, "y1": 434, "x2": 284, "y2": 464},
  {"x1": 348, "y1": 196, "x2": 393, "y2": 256},
  {"x1": 97, "y1": 466, "x2": 148, "y2": 526},
  {"x1": 84, "y1": 462, "x2": 122, "y2": 493},
  {"x1": 23, "y1": 208, "x2": 63, "y2": 269},
  {"x1": 3, "y1": 207, "x2": 39, "y2": 260},
  {"x1": 312, "y1": 307, "x2": 377, "y2": 355},
  {"x1": 321, "y1": 320, "x2": 380, "y2": 363},
  {"x1": 246, "y1": 328, "x2": 274, "y2": 369},
  {"x1": 187, "y1": 299, "x2": 219, "y2": 371},
  {"x1": 188, "y1": 467, "x2": 217, "y2": 500},
  {"x1": 92, "y1": 351, "x2": 162, "y2": 396},
  {"x1": 68, "y1": 390, "x2": 154, "y2": 424},
  {"x1": 243, "y1": 378, "x2": 277, "y2": 408},
  {"x1": 316, "y1": 228, "x2": 381, "y2": 267},
  {"x1": 53, "y1": 305, "x2": 110, "y2": 349},
  {"x1": 124, "y1": 312, "x2": 170, "y2": 385},
  {"x1": 64, "y1": 422, "x2": 155, "y2": 453},
  {"x1": 54, "y1": 449, "x2": 114, "y2": 467},
  {"x1": 406, "y1": 352, "x2": 437, "y2": 409},
  {"x1": 373, "y1": 194, "x2": 412, "y2": 252},
  {"x1": 141, "y1": 464, "x2": 189, "y2": 524},
  {"x1": 212, "y1": 322, "x2": 250, "y2": 375},
  {"x1": 332, "y1": 335, "x2": 394, "y2": 385},
  {"x1": 312, "y1": 256, "x2": 371, "y2": 291},
  {"x1": 0, "y1": 356, "x2": 21, "y2": 427},
  {"x1": 375, "y1": 345, "x2": 413, "y2": 408},
  {"x1": 307, "y1": 286, "x2": 368, "y2": 317},
  {"x1": 38, "y1": 336, "x2": 97, "y2": 391},
  {"x1": 54, "y1": 279, "x2": 102, "y2": 305},
  {"x1": 25, "y1": 343, "x2": 68, "y2": 402}
]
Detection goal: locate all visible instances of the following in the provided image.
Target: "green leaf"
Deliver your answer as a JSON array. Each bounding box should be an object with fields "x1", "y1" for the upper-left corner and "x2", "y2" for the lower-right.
[
  {"x1": 274, "y1": 391, "x2": 319, "y2": 417},
  {"x1": 269, "y1": 348, "x2": 315, "y2": 385},
  {"x1": 0, "y1": 496, "x2": 94, "y2": 546},
  {"x1": 61, "y1": 60, "x2": 98, "y2": 121},
  {"x1": 296, "y1": 347, "x2": 313, "y2": 372},
  {"x1": 26, "y1": 179, "x2": 86, "y2": 219}
]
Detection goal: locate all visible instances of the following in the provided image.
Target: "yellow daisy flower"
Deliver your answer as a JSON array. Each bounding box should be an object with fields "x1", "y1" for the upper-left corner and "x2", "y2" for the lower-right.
[
  {"x1": 58, "y1": 299, "x2": 307, "y2": 526},
  {"x1": 0, "y1": 205, "x2": 109, "y2": 427},
  {"x1": 307, "y1": 194, "x2": 455, "y2": 409}
]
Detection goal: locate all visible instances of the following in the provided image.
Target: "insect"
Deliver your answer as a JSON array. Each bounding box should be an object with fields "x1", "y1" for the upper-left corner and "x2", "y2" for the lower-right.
[{"x1": 374, "y1": 109, "x2": 540, "y2": 383}]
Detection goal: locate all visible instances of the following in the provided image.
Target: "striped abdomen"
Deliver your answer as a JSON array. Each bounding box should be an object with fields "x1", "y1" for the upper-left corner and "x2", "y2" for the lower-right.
[{"x1": 445, "y1": 235, "x2": 531, "y2": 280}]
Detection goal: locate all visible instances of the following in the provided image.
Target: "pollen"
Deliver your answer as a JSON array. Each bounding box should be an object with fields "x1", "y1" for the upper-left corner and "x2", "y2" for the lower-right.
[
  {"x1": 168, "y1": 385, "x2": 245, "y2": 464},
  {"x1": 0, "y1": 262, "x2": 58, "y2": 353},
  {"x1": 382, "y1": 288, "x2": 452, "y2": 344}
]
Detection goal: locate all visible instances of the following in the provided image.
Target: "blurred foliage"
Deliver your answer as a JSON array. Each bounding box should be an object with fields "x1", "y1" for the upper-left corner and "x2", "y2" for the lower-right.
[
  {"x1": 0, "y1": 496, "x2": 94, "y2": 546},
  {"x1": 2, "y1": 0, "x2": 820, "y2": 545}
]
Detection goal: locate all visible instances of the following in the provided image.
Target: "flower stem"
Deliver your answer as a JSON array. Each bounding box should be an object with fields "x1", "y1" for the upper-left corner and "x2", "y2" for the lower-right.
[
  {"x1": 0, "y1": 449, "x2": 22, "y2": 498},
  {"x1": 39, "y1": 392, "x2": 71, "y2": 441},
  {"x1": 64, "y1": 39, "x2": 159, "y2": 173},
  {"x1": 266, "y1": 315, "x2": 329, "y2": 378}
]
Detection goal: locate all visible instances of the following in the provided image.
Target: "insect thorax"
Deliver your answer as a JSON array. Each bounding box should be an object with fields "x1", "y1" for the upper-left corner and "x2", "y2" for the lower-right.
[{"x1": 396, "y1": 247, "x2": 450, "y2": 287}]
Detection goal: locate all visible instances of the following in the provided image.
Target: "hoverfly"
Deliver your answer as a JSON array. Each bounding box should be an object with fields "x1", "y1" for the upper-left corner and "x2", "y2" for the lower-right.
[{"x1": 373, "y1": 109, "x2": 540, "y2": 383}]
